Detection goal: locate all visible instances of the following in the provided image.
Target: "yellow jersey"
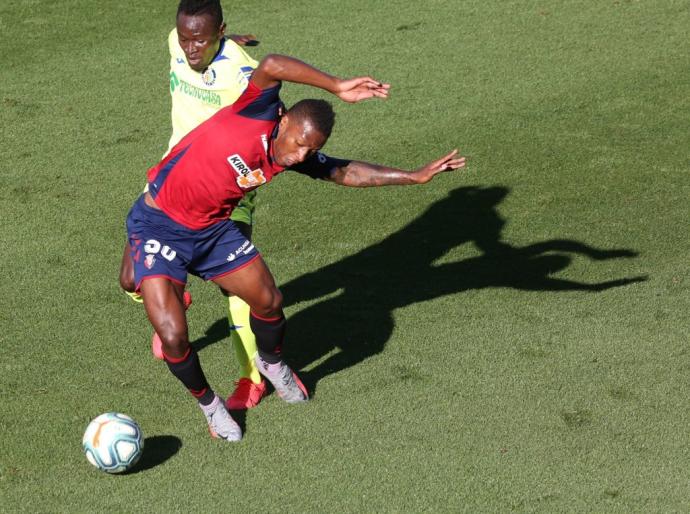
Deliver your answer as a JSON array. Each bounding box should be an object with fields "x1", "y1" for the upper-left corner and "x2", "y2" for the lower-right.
[{"x1": 167, "y1": 28, "x2": 258, "y2": 152}]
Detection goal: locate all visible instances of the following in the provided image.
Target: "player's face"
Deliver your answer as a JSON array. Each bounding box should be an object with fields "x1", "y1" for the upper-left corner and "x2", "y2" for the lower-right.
[
  {"x1": 176, "y1": 13, "x2": 225, "y2": 72},
  {"x1": 272, "y1": 116, "x2": 328, "y2": 168}
]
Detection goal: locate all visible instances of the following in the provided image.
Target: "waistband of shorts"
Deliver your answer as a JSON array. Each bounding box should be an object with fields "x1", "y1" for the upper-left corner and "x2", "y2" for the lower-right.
[
  {"x1": 134, "y1": 194, "x2": 232, "y2": 235},
  {"x1": 135, "y1": 194, "x2": 190, "y2": 228},
  {"x1": 136, "y1": 194, "x2": 167, "y2": 216}
]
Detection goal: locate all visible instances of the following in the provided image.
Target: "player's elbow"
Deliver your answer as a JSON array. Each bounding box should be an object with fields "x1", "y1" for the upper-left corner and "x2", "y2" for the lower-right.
[
  {"x1": 329, "y1": 166, "x2": 351, "y2": 186},
  {"x1": 258, "y1": 54, "x2": 285, "y2": 79}
]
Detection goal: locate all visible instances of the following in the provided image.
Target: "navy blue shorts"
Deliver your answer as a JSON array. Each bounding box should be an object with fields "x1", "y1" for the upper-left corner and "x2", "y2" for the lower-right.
[{"x1": 126, "y1": 195, "x2": 260, "y2": 291}]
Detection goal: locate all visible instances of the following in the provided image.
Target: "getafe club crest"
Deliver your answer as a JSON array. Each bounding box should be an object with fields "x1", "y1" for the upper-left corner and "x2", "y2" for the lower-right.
[
  {"x1": 201, "y1": 67, "x2": 216, "y2": 86},
  {"x1": 227, "y1": 154, "x2": 267, "y2": 189}
]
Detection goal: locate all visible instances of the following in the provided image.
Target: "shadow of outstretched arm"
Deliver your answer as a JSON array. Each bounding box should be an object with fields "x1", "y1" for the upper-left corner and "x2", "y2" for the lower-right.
[{"x1": 518, "y1": 240, "x2": 639, "y2": 260}]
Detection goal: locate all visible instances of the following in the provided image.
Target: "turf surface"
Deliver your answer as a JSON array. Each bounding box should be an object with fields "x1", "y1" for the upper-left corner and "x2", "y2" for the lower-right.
[{"x1": 1, "y1": 0, "x2": 689, "y2": 511}]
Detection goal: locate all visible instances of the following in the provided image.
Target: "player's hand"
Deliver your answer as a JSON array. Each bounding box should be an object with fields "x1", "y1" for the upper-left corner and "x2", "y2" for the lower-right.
[
  {"x1": 228, "y1": 34, "x2": 259, "y2": 46},
  {"x1": 414, "y1": 150, "x2": 467, "y2": 183},
  {"x1": 335, "y1": 77, "x2": 390, "y2": 103}
]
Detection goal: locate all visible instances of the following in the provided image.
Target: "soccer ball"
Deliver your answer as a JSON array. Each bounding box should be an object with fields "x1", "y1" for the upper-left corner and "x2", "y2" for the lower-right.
[{"x1": 82, "y1": 412, "x2": 144, "y2": 474}]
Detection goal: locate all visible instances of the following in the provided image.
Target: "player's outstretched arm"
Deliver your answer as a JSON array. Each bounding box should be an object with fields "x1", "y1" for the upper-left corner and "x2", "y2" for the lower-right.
[
  {"x1": 250, "y1": 54, "x2": 390, "y2": 103},
  {"x1": 329, "y1": 150, "x2": 466, "y2": 187}
]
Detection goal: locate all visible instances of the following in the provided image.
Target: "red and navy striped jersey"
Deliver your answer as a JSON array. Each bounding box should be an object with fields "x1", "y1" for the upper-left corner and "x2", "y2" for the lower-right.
[{"x1": 147, "y1": 82, "x2": 285, "y2": 230}]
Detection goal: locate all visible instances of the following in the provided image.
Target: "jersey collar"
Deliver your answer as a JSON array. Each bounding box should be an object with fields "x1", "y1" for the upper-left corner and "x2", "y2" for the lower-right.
[
  {"x1": 266, "y1": 122, "x2": 280, "y2": 165},
  {"x1": 211, "y1": 38, "x2": 228, "y2": 63}
]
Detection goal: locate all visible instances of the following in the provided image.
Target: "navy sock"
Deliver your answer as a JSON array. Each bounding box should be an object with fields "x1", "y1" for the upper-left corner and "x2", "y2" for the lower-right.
[
  {"x1": 249, "y1": 312, "x2": 285, "y2": 364},
  {"x1": 164, "y1": 347, "x2": 215, "y2": 405}
]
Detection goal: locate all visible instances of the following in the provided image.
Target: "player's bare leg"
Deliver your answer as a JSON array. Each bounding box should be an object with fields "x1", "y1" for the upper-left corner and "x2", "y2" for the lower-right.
[
  {"x1": 119, "y1": 241, "x2": 142, "y2": 303},
  {"x1": 140, "y1": 278, "x2": 188, "y2": 358},
  {"x1": 119, "y1": 241, "x2": 192, "y2": 359},
  {"x1": 212, "y1": 257, "x2": 308, "y2": 403},
  {"x1": 150, "y1": 291, "x2": 192, "y2": 360},
  {"x1": 140, "y1": 277, "x2": 241, "y2": 441}
]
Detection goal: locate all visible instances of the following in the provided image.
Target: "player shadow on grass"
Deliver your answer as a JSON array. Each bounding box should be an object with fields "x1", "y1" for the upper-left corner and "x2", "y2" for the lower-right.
[
  {"x1": 192, "y1": 318, "x2": 230, "y2": 353},
  {"x1": 279, "y1": 185, "x2": 647, "y2": 394}
]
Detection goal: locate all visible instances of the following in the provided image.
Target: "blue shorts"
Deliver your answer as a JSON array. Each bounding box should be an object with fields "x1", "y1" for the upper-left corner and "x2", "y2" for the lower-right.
[{"x1": 126, "y1": 195, "x2": 260, "y2": 291}]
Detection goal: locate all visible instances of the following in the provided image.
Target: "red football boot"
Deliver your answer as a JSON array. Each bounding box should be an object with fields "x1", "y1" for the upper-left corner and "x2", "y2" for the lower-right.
[{"x1": 226, "y1": 378, "x2": 267, "y2": 410}]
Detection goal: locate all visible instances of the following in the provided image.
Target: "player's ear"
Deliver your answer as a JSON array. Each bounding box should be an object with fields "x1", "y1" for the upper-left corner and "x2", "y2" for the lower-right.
[
  {"x1": 278, "y1": 114, "x2": 290, "y2": 131},
  {"x1": 218, "y1": 22, "x2": 226, "y2": 39}
]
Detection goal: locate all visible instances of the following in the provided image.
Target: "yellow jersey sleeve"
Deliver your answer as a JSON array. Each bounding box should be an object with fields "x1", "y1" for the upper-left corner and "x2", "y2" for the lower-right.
[{"x1": 167, "y1": 28, "x2": 258, "y2": 152}]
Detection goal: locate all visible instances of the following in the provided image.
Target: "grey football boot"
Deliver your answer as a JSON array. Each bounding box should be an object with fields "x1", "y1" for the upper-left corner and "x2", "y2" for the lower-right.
[
  {"x1": 255, "y1": 355, "x2": 308, "y2": 404},
  {"x1": 201, "y1": 396, "x2": 243, "y2": 441}
]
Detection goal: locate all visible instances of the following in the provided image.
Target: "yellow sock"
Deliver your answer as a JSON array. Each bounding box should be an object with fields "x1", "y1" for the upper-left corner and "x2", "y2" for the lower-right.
[
  {"x1": 125, "y1": 290, "x2": 143, "y2": 303},
  {"x1": 228, "y1": 296, "x2": 262, "y2": 384}
]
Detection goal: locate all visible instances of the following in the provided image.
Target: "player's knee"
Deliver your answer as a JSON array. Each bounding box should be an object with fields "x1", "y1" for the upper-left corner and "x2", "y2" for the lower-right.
[
  {"x1": 251, "y1": 286, "x2": 283, "y2": 318},
  {"x1": 158, "y1": 330, "x2": 189, "y2": 357},
  {"x1": 267, "y1": 286, "x2": 283, "y2": 313}
]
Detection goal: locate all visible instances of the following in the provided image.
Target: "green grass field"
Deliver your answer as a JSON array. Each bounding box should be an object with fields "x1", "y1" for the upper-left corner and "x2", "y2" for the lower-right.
[{"x1": 1, "y1": 0, "x2": 689, "y2": 511}]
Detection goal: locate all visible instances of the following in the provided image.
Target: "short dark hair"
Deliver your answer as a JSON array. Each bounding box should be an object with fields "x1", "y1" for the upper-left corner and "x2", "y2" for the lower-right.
[
  {"x1": 287, "y1": 99, "x2": 336, "y2": 138},
  {"x1": 177, "y1": 0, "x2": 223, "y2": 27}
]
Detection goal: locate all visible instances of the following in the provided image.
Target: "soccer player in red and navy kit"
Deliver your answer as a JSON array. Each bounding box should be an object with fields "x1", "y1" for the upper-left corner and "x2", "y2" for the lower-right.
[
  {"x1": 118, "y1": 0, "x2": 269, "y2": 411},
  {"x1": 122, "y1": 53, "x2": 466, "y2": 441}
]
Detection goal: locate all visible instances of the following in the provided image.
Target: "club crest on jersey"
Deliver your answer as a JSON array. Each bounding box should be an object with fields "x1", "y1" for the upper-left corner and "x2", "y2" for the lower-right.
[
  {"x1": 202, "y1": 67, "x2": 216, "y2": 86},
  {"x1": 227, "y1": 154, "x2": 266, "y2": 189}
]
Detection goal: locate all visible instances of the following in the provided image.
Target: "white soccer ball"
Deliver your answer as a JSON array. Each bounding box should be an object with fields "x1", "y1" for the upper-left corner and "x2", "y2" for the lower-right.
[{"x1": 82, "y1": 412, "x2": 144, "y2": 474}]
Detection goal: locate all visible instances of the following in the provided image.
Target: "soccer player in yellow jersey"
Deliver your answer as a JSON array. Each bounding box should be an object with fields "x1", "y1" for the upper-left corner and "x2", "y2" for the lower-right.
[
  {"x1": 167, "y1": 11, "x2": 256, "y2": 152},
  {"x1": 121, "y1": 0, "x2": 267, "y2": 409}
]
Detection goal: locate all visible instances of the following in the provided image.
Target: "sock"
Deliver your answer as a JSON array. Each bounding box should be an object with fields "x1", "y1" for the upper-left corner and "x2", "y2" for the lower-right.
[
  {"x1": 199, "y1": 395, "x2": 222, "y2": 415},
  {"x1": 249, "y1": 312, "x2": 285, "y2": 364},
  {"x1": 256, "y1": 356, "x2": 284, "y2": 376},
  {"x1": 228, "y1": 296, "x2": 262, "y2": 384},
  {"x1": 164, "y1": 347, "x2": 215, "y2": 405}
]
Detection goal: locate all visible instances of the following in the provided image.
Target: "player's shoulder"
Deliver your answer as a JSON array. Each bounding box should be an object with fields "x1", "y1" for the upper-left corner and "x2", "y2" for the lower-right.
[
  {"x1": 215, "y1": 38, "x2": 258, "y2": 68},
  {"x1": 231, "y1": 81, "x2": 282, "y2": 120},
  {"x1": 206, "y1": 39, "x2": 256, "y2": 90},
  {"x1": 167, "y1": 28, "x2": 179, "y2": 54}
]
